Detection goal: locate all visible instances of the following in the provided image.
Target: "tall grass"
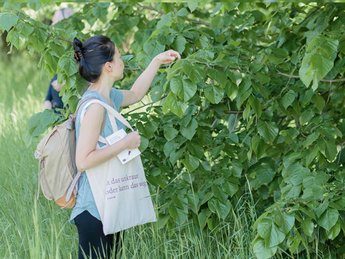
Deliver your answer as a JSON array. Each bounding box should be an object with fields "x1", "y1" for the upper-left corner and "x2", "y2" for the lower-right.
[{"x1": 0, "y1": 51, "x2": 258, "y2": 258}]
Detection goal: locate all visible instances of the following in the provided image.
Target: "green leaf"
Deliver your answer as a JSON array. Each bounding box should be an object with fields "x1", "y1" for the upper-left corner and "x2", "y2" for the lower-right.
[
  {"x1": 281, "y1": 184, "x2": 301, "y2": 199},
  {"x1": 257, "y1": 121, "x2": 279, "y2": 143},
  {"x1": 208, "y1": 198, "x2": 231, "y2": 220},
  {"x1": 257, "y1": 218, "x2": 271, "y2": 239},
  {"x1": 170, "y1": 77, "x2": 182, "y2": 96},
  {"x1": 180, "y1": 118, "x2": 198, "y2": 140},
  {"x1": 187, "y1": 192, "x2": 199, "y2": 213},
  {"x1": 225, "y1": 81, "x2": 238, "y2": 101},
  {"x1": 228, "y1": 70, "x2": 242, "y2": 86},
  {"x1": 269, "y1": 222, "x2": 286, "y2": 247},
  {"x1": 204, "y1": 85, "x2": 224, "y2": 104},
  {"x1": 182, "y1": 79, "x2": 197, "y2": 102},
  {"x1": 143, "y1": 40, "x2": 165, "y2": 58},
  {"x1": 301, "y1": 218, "x2": 314, "y2": 237},
  {"x1": 157, "y1": 13, "x2": 173, "y2": 29},
  {"x1": 6, "y1": 29, "x2": 19, "y2": 49},
  {"x1": 277, "y1": 213, "x2": 295, "y2": 234},
  {"x1": 314, "y1": 201, "x2": 329, "y2": 218},
  {"x1": 281, "y1": 90, "x2": 296, "y2": 109},
  {"x1": 149, "y1": 74, "x2": 166, "y2": 102},
  {"x1": 187, "y1": 0, "x2": 198, "y2": 12},
  {"x1": 228, "y1": 114, "x2": 238, "y2": 133},
  {"x1": 318, "y1": 208, "x2": 339, "y2": 231},
  {"x1": 304, "y1": 181, "x2": 325, "y2": 201},
  {"x1": 16, "y1": 21, "x2": 34, "y2": 37},
  {"x1": 187, "y1": 142, "x2": 204, "y2": 158},
  {"x1": 248, "y1": 162, "x2": 275, "y2": 189},
  {"x1": 174, "y1": 35, "x2": 187, "y2": 53},
  {"x1": 286, "y1": 230, "x2": 302, "y2": 253},
  {"x1": 198, "y1": 209, "x2": 210, "y2": 229},
  {"x1": 156, "y1": 215, "x2": 170, "y2": 229},
  {"x1": 136, "y1": 120, "x2": 158, "y2": 139},
  {"x1": 299, "y1": 36, "x2": 339, "y2": 89},
  {"x1": 182, "y1": 154, "x2": 200, "y2": 172},
  {"x1": 208, "y1": 68, "x2": 227, "y2": 86},
  {"x1": 229, "y1": 133, "x2": 239, "y2": 144},
  {"x1": 163, "y1": 141, "x2": 179, "y2": 158},
  {"x1": 304, "y1": 145, "x2": 319, "y2": 166},
  {"x1": 243, "y1": 103, "x2": 251, "y2": 120},
  {"x1": 303, "y1": 132, "x2": 320, "y2": 148},
  {"x1": 164, "y1": 126, "x2": 179, "y2": 141},
  {"x1": 325, "y1": 140, "x2": 338, "y2": 162},
  {"x1": 313, "y1": 94, "x2": 325, "y2": 112},
  {"x1": 253, "y1": 238, "x2": 277, "y2": 259},
  {"x1": 299, "y1": 110, "x2": 314, "y2": 125},
  {"x1": 169, "y1": 207, "x2": 188, "y2": 225},
  {"x1": 319, "y1": 139, "x2": 338, "y2": 162},
  {"x1": 170, "y1": 77, "x2": 196, "y2": 102},
  {"x1": 327, "y1": 221, "x2": 341, "y2": 240},
  {"x1": 282, "y1": 163, "x2": 309, "y2": 186},
  {"x1": 222, "y1": 180, "x2": 239, "y2": 197},
  {"x1": 212, "y1": 184, "x2": 228, "y2": 202},
  {"x1": 230, "y1": 161, "x2": 242, "y2": 178},
  {"x1": 176, "y1": 8, "x2": 189, "y2": 17},
  {"x1": 183, "y1": 61, "x2": 204, "y2": 84},
  {"x1": 249, "y1": 96, "x2": 262, "y2": 117},
  {"x1": 28, "y1": 110, "x2": 61, "y2": 137},
  {"x1": 0, "y1": 13, "x2": 18, "y2": 31},
  {"x1": 236, "y1": 78, "x2": 252, "y2": 107},
  {"x1": 162, "y1": 93, "x2": 188, "y2": 117},
  {"x1": 58, "y1": 54, "x2": 78, "y2": 77},
  {"x1": 139, "y1": 136, "x2": 149, "y2": 152}
]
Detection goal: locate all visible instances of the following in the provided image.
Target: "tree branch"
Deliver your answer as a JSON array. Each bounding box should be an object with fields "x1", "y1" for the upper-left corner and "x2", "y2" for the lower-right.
[
  {"x1": 138, "y1": 4, "x2": 210, "y2": 26},
  {"x1": 124, "y1": 95, "x2": 167, "y2": 115},
  {"x1": 277, "y1": 71, "x2": 345, "y2": 83},
  {"x1": 226, "y1": 110, "x2": 243, "y2": 114}
]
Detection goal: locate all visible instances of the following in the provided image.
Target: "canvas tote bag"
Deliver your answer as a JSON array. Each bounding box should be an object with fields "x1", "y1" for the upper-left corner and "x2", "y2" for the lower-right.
[{"x1": 80, "y1": 99, "x2": 157, "y2": 235}]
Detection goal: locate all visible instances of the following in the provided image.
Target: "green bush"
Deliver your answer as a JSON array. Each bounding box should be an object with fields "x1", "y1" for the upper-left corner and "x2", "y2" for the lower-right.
[{"x1": 2, "y1": 2, "x2": 345, "y2": 258}]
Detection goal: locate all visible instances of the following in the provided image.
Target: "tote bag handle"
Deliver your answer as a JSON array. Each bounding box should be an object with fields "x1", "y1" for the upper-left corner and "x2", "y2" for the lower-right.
[{"x1": 80, "y1": 99, "x2": 134, "y2": 132}]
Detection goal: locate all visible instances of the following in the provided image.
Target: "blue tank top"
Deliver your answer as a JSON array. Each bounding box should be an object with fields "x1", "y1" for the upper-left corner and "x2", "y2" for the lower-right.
[{"x1": 70, "y1": 88, "x2": 124, "y2": 223}]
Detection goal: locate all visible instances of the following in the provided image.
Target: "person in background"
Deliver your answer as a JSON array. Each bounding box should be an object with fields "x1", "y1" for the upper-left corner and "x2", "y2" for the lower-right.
[
  {"x1": 44, "y1": 75, "x2": 64, "y2": 110},
  {"x1": 43, "y1": 8, "x2": 73, "y2": 110}
]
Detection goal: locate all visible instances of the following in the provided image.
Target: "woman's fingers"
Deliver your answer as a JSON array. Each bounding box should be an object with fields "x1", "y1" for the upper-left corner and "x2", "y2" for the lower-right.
[
  {"x1": 168, "y1": 50, "x2": 181, "y2": 59},
  {"x1": 154, "y1": 49, "x2": 181, "y2": 65}
]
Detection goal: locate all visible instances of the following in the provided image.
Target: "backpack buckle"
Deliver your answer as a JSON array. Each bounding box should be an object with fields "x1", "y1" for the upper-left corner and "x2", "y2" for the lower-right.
[{"x1": 34, "y1": 150, "x2": 42, "y2": 160}]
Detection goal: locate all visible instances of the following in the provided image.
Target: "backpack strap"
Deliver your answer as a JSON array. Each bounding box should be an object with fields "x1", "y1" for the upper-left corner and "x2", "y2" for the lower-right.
[{"x1": 65, "y1": 171, "x2": 81, "y2": 203}]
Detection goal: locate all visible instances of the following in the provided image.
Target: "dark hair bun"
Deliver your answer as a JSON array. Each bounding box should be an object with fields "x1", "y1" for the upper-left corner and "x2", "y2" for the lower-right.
[
  {"x1": 72, "y1": 35, "x2": 115, "y2": 83},
  {"x1": 73, "y1": 37, "x2": 83, "y2": 62}
]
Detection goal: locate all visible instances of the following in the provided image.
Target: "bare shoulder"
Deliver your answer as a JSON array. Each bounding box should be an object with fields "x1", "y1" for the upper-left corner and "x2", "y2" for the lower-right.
[{"x1": 81, "y1": 103, "x2": 105, "y2": 126}]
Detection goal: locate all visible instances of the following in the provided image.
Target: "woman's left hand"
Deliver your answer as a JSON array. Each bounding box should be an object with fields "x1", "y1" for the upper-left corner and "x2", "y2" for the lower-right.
[{"x1": 154, "y1": 50, "x2": 181, "y2": 65}]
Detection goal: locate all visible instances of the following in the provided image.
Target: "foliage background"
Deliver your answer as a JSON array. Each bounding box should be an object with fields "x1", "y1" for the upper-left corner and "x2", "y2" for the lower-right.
[{"x1": 1, "y1": 1, "x2": 345, "y2": 258}]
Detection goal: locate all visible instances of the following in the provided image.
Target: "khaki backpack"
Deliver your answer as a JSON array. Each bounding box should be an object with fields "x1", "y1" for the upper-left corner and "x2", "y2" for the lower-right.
[{"x1": 34, "y1": 98, "x2": 93, "y2": 208}]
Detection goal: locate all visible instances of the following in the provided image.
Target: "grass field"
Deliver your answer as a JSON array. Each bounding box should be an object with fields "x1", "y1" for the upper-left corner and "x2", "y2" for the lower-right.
[{"x1": 0, "y1": 51, "x2": 258, "y2": 259}]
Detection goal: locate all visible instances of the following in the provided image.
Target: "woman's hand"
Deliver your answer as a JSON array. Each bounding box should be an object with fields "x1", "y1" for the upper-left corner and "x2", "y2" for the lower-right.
[
  {"x1": 124, "y1": 131, "x2": 141, "y2": 149},
  {"x1": 120, "y1": 50, "x2": 181, "y2": 108},
  {"x1": 154, "y1": 50, "x2": 181, "y2": 65}
]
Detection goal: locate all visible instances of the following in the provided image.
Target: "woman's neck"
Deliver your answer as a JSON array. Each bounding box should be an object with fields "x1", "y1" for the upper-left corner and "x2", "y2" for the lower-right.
[{"x1": 88, "y1": 76, "x2": 115, "y2": 102}]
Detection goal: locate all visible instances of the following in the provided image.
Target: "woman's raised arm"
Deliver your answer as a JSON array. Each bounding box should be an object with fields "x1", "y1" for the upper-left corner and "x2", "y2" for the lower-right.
[{"x1": 120, "y1": 49, "x2": 181, "y2": 107}]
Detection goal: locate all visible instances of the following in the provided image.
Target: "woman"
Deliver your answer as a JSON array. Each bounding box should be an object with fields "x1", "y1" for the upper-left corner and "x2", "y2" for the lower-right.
[{"x1": 71, "y1": 35, "x2": 180, "y2": 258}]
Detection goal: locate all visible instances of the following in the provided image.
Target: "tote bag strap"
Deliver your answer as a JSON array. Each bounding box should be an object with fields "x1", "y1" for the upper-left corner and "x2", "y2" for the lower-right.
[
  {"x1": 80, "y1": 99, "x2": 117, "y2": 132},
  {"x1": 80, "y1": 99, "x2": 134, "y2": 132}
]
